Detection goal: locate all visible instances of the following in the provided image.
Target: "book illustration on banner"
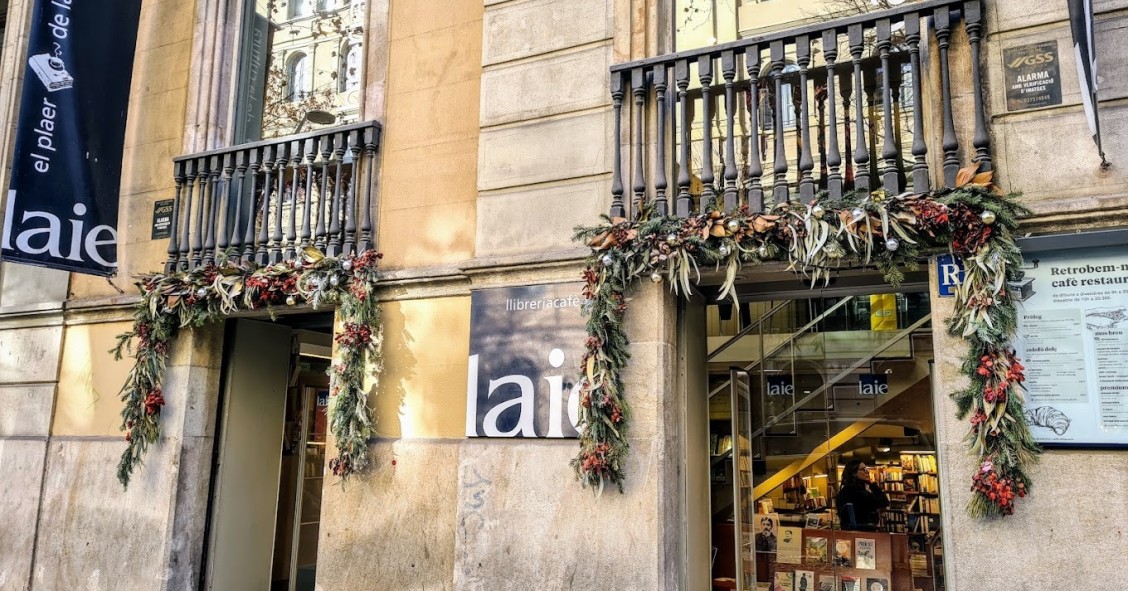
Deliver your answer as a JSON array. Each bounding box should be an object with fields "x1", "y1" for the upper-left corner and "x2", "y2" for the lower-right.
[
  {"x1": 804, "y1": 513, "x2": 824, "y2": 528},
  {"x1": 755, "y1": 513, "x2": 780, "y2": 554},
  {"x1": 1024, "y1": 405, "x2": 1072, "y2": 435},
  {"x1": 864, "y1": 577, "x2": 889, "y2": 591},
  {"x1": 778, "y1": 526, "x2": 804, "y2": 564},
  {"x1": 817, "y1": 575, "x2": 837, "y2": 591},
  {"x1": 1084, "y1": 306, "x2": 1127, "y2": 329},
  {"x1": 833, "y1": 538, "x2": 853, "y2": 567},
  {"x1": 774, "y1": 570, "x2": 795, "y2": 591},
  {"x1": 839, "y1": 576, "x2": 860, "y2": 591},
  {"x1": 805, "y1": 536, "x2": 828, "y2": 564},
  {"x1": 28, "y1": 54, "x2": 74, "y2": 92},
  {"x1": 795, "y1": 570, "x2": 815, "y2": 591},
  {"x1": 855, "y1": 538, "x2": 876, "y2": 569}
]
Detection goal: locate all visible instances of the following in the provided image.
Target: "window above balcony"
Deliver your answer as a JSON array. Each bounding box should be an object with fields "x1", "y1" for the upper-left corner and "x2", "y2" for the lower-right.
[
  {"x1": 610, "y1": 0, "x2": 990, "y2": 218},
  {"x1": 236, "y1": 0, "x2": 367, "y2": 143}
]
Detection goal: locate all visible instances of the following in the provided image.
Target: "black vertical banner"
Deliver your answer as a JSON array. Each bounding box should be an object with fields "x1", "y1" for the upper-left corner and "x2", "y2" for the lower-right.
[{"x1": 2, "y1": 0, "x2": 143, "y2": 276}]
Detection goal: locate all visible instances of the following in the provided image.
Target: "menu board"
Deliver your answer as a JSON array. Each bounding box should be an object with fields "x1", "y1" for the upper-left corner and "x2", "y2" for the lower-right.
[{"x1": 1014, "y1": 246, "x2": 1128, "y2": 446}]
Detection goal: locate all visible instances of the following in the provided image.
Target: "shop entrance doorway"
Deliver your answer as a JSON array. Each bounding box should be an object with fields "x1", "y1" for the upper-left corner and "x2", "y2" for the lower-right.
[
  {"x1": 203, "y1": 315, "x2": 334, "y2": 591},
  {"x1": 702, "y1": 287, "x2": 945, "y2": 591}
]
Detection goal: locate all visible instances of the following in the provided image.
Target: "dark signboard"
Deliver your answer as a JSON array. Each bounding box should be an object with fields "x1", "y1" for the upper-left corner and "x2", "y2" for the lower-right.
[
  {"x1": 1004, "y1": 41, "x2": 1062, "y2": 111},
  {"x1": 936, "y1": 254, "x2": 965, "y2": 298},
  {"x1": 2, "y1": 0, "x2": 143, "y2": 276},
  {"x1": 466, "y1": 283, "x2": 587, "y2": 438},
  {"x1": 151, "y1": 199, "x2": 175, "y2": 239}
]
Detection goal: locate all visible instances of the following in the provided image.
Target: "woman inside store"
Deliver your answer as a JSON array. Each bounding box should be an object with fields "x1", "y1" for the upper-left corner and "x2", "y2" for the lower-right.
[{"x1": 836, "y1": 459, "x2": 889, "y2": 531}]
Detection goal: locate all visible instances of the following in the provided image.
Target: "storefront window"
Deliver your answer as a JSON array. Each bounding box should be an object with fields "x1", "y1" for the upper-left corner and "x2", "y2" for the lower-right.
[{"x1": 707, "y1": 289, "x2": 944, "y2": 591}]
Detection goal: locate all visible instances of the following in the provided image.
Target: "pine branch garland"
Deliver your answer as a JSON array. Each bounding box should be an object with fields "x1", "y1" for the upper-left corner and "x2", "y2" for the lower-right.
[
  {"x1": 573, "y1": 166, "x2": 1041, "y2": 518},
  {"x1": 113, "y1": 248, "x2": 384, "y2": 487}
]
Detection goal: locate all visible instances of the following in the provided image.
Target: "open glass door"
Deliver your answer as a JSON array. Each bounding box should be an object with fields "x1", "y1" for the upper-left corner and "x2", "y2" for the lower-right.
[
  {"x1": 729, "y1": 369, "x2": 755, "y2": 590},
  {"x1": 709, "y1": 290, "x2": 945, "y2": 591}
]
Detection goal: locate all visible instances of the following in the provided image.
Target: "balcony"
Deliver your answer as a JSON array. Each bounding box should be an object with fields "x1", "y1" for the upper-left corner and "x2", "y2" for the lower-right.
[
  {"x1": 164, "y1": 121, "x2": 381, "y2": 272},
  {"x1": 609, "y1": 0, "x2": 989, "y2": 218}
]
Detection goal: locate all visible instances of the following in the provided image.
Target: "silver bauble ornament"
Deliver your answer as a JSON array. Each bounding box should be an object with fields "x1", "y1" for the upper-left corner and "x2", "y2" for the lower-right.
[
  {"x1": 666, "y1": 233, "x2": 679, "y2": 246},
  {"x1": 811, "y1": 204, "x2": 826, "y2": 218},
  {"x1": 650, "y1": 272, "x2": 663, "y2": 283},
  {"x1": 718, "y1": 244, "x2": 730, "y2": 256},
  {"x1": 330, "y1": 275, "x2": 340, "y2": 287},
  {"x1": 980, "y1": 210, "x2": 997, "y2": 225},
  {"x1": 758, "y1": 245, "x2": 770, "y2": 258},
  {"x1": 726, "y1": 219, "x2": 740, "y2": 233},
  {"x1": 885, "y1": 238, "x2": 900, "y2": 251},
  {"x1": 341, "y1": 260, "x2": 353, "y2": 271},
  {"x1": 601, "y1": 254, "x2": 614, "y2": 266},
  {"x1": 851, "y1": 207, "x2": 866, "y2": 221},
  {"x1": 286, "y1": 295, "x2": 297, "y2": 306},
  {"x1": 196, "y1": 288, "x2": 207, "y2": 298}
]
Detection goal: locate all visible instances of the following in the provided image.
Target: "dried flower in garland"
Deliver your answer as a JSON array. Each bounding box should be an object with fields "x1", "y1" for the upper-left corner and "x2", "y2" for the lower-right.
[
  {"x1": 113, "y1": 248, "x2": 383, "y2": 487},
  {"x1": 573, "y1": 164, "x2": 1040, "y2": 518}
]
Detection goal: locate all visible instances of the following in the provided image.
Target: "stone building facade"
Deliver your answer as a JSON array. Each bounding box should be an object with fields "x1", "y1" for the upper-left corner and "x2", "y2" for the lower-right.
[{"x1": 0, "y1": 0, "x2": 1125, "y2": 590}]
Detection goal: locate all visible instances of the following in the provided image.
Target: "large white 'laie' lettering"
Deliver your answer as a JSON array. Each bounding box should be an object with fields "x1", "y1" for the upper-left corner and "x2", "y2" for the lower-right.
[
  {"x1": 2, "y1": 194, "x2": 117, "y2": 268},
  {"x1": 465, "y1": 348, "x2": 581, "y2": 438}
]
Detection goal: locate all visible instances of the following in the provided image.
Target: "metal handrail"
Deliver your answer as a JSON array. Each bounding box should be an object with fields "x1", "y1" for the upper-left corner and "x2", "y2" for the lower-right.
[
  {"x1": 610, "y1": 0, "x2": 963, "y2": 73},
  {"x1": 172, "y1": 120, "x2": 381, "y2": 164},
  {"x1": 706, "y1": 300, "x2": 790, "y2": 362},
  {"x1": 708, "y1": 296, "x2": 856, "y2": 398},
  {"x1": 748, "y1": 314, "x2": 932, "y2": 439}
]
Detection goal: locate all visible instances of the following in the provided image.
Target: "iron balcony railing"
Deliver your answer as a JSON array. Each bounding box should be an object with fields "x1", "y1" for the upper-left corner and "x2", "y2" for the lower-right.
[
  {"x1": 164, "y1": 120, "x2": 381, "y2": 272},
  {"x1": 609, "y1": 0, "x2": 989, "y2": 218}
]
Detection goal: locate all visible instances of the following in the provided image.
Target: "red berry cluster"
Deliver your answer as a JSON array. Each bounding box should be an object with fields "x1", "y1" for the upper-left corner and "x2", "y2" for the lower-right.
[
  {"x1": 136, "y1": 322, "x2": 152, "y2": 347},
  {"x1": 329, "y1": 454, "x2": 351, "y2": 477},
  {"x1": 909, "y1": 200, "x2": 950, "y2": 237},
  {"x1": 144, "y1": 388, "x2": 166, "y2": 416},
  {"x1": 335, "y1": 322, "x2": 373, "y2": 348},
  {"x1": 351, "y1": 250, "x2": 383, "y2": 272},
  {"x1": 971, "y1": 460, "x2": 1026, "y2": 514},
  {"x1": 976, "y1": 349, "x2": 1026, "y2": 405},
  {"x1": 581, "y1": 267, "x2": 599, "y2": 299},
  {"x1": 948, "y1": 203, "x2": 994, "y2": 255},
  {"x1": 348, "y1": 281, "x2": 369, "y2": 301},
  {"x1": 579, "y1": 442, "x2": 614, "y2": 475}
]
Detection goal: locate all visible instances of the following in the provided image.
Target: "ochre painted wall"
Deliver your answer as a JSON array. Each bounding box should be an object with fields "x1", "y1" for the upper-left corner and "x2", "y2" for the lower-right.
[
  {"x1": 375, "y1": 0, "x2": 482, "y2": 269},
  {"x1": 372, "y1": 295, "x2": 469, "y2": 439},
  {"x1": 52, "y1": 321, "x2": 134, "y2": 437}
]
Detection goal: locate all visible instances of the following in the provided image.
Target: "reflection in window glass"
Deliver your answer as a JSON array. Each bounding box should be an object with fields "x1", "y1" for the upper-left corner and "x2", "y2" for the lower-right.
[
  {"x1": 287, "y1": 53, "x2": 310, "y2": 101},
  {"x1": 666, "y1": 0, "x2": 928, "y2": 215},
  {"x1": 234, "y1": 0, "x2": 365, "y2": 141}
]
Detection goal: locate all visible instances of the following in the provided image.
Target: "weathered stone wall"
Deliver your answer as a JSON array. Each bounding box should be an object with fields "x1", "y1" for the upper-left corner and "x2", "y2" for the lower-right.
[
  {"x1": 475, "y1": 0, "x2": 614, "y2": 258},
  {"x1": 928, "y1": 2, "x2": 1128, "y2": 590},
  {"x1": 987, "y1": 2, "x2": 1128, "y2": 217}
]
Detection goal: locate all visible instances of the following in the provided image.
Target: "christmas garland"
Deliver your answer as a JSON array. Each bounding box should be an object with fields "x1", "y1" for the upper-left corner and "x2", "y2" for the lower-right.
[
  {"x1": 573, "y1": 165, "x2": 1040, "y2": 518},
  {"x1": 112, "y1": 248, "x2": 383, "y2": 487}
]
